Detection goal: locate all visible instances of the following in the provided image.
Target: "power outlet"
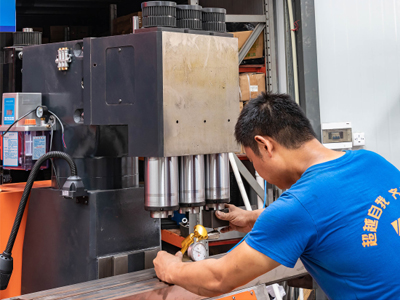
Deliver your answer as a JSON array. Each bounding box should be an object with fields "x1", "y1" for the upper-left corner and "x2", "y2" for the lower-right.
[{"x1": 353, "y1": 132, "x2": 365, "y2": 146}]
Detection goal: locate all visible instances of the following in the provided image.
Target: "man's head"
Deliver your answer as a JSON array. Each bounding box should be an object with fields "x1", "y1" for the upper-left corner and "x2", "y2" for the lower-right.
[{"x1": 235, "y1": 93, "x2": 317, "y2": 188}]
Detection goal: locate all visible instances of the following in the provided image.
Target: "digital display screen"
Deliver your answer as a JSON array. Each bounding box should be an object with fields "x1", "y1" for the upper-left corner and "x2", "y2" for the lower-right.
[{"x1": 0, "y1": 0, "x2": 16, "y2": 32}]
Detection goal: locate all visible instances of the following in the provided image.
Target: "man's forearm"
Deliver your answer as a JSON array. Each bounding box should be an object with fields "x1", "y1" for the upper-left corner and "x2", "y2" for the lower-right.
[
  {"x1": 169, "y1": 258, "x2": 233, "y2": 297},
  {"x1": 164, "y1": 239, "x2": 279, "y2": 298}
]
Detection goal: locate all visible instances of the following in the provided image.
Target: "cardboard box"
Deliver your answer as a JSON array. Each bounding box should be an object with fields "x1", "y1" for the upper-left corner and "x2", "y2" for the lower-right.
[
  {"x1": 232, "y1": 30, "x2": 264, "y2": 60},
  {"x1": 113, "y1": 12, "x2": 142, "y2": 35},
  {"x1": 239, "y1": 73, "x2": 265, "y2": 101}
]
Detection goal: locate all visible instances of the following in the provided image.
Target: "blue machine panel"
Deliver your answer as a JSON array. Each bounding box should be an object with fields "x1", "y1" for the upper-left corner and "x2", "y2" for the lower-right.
[
  {"x1": 0, "y1": 0, "x2": 16, "y2": 32},
  {"x1": 3, "y1": 97, "x2": 15, "y2": 125}
]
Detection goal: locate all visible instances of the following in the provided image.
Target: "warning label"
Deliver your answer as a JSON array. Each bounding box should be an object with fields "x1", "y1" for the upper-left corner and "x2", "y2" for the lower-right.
[
  {"x1": 3, "y1": 132, "x2": 18, "y2": 167},
  {"x1": 33, "y1": 136, "x2": 46, "y2": 160}
]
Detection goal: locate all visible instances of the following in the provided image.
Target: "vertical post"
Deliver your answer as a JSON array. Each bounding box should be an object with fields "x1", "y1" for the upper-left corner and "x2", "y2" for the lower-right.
[
  {"x1": 294, "y1": 0, "x2": 321, "y2": 141},
  {"x1": 110, "y1": 4, "x2": 117, "y2": 36},
  {"x1": 265, "y1": 0, "x2": 278, "y2": 92},
  {"x1": 132, "y1": 16, "x2": 140, "y2": 31},
  {"x1": 275, "y1": 0, "x2": 288, "y2": 93},
  {"x1": 188, "y1": 213, "x2": 198, "y2": 234},
  {"x1": 255, "y1": 172, "x2": 264, "y2": 209}
]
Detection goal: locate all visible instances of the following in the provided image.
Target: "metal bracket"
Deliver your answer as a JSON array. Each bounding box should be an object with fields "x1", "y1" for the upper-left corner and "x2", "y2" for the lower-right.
[
  {"x1": 226, "y1": 15, "x2": 267, "y2": 23},
  {"x1": 231, "y1": 153, "x2": 265, "y2": 199},
  {"x1": 239, "y1": 23, "x2": 266, "y2": 65}
]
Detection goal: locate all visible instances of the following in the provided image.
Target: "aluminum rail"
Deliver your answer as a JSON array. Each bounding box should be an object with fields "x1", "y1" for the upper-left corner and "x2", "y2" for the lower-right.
[{"x1": 226, "y1": 15, "x2": 267, "y2": 23}]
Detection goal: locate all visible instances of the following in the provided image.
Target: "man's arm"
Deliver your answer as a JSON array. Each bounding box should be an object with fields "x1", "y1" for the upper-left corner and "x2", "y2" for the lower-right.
[{"x1": 153, "y1": 240, "x2": 280, "y2": 297}]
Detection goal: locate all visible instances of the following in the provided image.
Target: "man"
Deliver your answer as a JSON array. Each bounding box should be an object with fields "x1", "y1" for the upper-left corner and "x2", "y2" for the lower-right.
[{"x1": 154, "y1": 93, "x2": 400, "y2": 299}]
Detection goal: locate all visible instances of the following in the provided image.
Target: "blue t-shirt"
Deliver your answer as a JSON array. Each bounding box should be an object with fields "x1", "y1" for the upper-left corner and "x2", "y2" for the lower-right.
[{"x1": 246, "y1": 150, "x2": 400, "y2": 299}]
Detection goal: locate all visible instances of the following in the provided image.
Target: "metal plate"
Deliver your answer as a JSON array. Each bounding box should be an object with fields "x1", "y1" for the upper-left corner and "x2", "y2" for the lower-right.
[
  {"x1": 84, "y1": 28, "x2": 239, "y2": 157},
  {"x1": 106, "y1": 46, "x2": 135, "y2": 105},
  {"x1": 162, "y1": 31, "x2": 240, "y2": 156},
  {"x1": 21, "y1": 187, "x2": 160, "y2": 294}
]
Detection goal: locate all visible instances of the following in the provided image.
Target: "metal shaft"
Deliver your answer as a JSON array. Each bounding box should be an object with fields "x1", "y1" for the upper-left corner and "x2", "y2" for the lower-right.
[
  {"x1": 144, "y1": 157, "x2": 179, "y2": 218},
  {"x1": 179, "y1": 155, "x2": 205, "y2": 214},
  {"x1": 205, "y1": 153, "x2": 230, "y2": 210}
]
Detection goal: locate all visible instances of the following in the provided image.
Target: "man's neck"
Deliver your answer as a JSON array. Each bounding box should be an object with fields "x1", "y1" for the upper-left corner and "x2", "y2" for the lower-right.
[{"x1": 283, "y1": 139, "x2": 345, "y2": 186}]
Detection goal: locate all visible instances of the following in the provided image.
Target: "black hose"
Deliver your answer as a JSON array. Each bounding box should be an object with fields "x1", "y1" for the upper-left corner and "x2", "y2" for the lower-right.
[{"x1": 4, "y1": 151, "x2": 77, "y2": 255}]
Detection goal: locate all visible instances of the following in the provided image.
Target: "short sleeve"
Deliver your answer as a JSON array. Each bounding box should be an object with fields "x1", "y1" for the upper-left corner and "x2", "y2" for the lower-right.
[{"x1": 245, "y1": 192, "x2": 318, "y2": 268}]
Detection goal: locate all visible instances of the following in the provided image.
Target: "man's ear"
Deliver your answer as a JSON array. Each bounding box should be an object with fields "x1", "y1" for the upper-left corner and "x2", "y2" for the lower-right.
[{"x1": 254, "y1": 135, "x2": 274, "y2": 157}]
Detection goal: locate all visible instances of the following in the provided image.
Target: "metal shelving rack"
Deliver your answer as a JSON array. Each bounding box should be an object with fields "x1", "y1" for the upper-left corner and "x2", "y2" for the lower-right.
[{"x1": 187, "y1": 0, "x2": 278, "y2": 93}]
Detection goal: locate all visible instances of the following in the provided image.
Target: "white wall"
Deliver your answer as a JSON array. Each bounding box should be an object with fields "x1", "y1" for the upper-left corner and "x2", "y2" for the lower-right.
[{"x1": 314, "y1": 0, "x2": 400, "y2": 168}]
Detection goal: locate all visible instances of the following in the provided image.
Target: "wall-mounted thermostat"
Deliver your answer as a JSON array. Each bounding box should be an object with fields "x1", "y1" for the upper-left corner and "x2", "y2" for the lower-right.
[{"x1": 321, "y1": 122, "x2": 352, "y2": 150}]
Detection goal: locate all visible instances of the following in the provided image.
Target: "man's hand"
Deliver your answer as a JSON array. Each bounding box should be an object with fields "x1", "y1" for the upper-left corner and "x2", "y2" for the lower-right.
[
  {"x1": 153, "y1": 251, "x2": 183, "y2": 283},
  {"x1": 215, "y1": 204, "x2": 262, "y2": 233}
]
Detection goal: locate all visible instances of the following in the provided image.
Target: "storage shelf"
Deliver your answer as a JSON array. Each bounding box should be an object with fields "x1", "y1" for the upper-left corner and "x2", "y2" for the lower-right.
[{"x1": 239, "y1": 64, "x2": 266, "y2": 74}]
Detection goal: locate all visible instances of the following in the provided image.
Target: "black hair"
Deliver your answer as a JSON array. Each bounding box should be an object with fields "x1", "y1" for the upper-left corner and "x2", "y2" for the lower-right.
[{"x1": 235, "y1": 92, "x2": 317, "y2": 156}]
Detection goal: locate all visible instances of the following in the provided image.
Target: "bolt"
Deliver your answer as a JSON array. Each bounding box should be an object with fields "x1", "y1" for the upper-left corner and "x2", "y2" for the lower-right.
[
  {"x1": 232, "y1": 297, "x2": 235, "y2": 300},
  {"x1": 250, "y1": 291, "x2": 253, "y2": 295},
  {"x1": 118, "y1": 48, "x2": 122, "y2": 52},
  {"x1": 119, "y1": 99, "x2": 122, "y2": 103}
]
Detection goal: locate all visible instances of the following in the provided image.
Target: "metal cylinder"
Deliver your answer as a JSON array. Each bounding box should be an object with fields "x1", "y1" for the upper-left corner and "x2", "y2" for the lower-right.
[
  {"x1": 205, "y1": 153, "x2": 230, "y2": 210},
  {"x1": 145, "y1": 157, "x2": 179, "y2": 218},
  {"x1": 179, "y1": 155, "x2": 205, "y2": 214}
]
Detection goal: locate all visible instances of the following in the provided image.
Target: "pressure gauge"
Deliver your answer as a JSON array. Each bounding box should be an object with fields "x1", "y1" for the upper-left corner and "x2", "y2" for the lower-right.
[
  {"x1": 35, "y1": 105, "x2": 48, "y2": 118},
  {"x1": 187, "y1": 241, "x2": 207, "y2": 262}
]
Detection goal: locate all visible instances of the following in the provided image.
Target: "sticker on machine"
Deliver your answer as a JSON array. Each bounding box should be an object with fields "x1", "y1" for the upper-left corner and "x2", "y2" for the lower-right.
[
  {"x1": 33, "y1": 136, "x2": 46, "y2": 160},
  {"x1": 3, "y1": 132, "x2": 18, "y2": 167},
  {"x1": 3, "y1": 98, "x2": 15, "y2": 125}
]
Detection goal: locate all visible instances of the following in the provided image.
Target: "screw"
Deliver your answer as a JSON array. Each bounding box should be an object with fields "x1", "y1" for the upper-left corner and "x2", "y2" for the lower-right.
[
  {"x1": 119, "y1": 99, "x2": 122, "y2": 103},
  {"x1": 118, "y1": 48, "x2": 122, "y2": 52},
  {"x1": 232, "y1": 297, "x2": 235, "y2": 300},
  {"x1": 250, "y1": 291, "x2": 253, "y2": 295}
]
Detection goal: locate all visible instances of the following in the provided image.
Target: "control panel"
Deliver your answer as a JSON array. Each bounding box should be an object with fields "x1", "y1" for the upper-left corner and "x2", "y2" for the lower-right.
[{"x1": 322, "y1": 122, "x2": 352, "y2": 150}]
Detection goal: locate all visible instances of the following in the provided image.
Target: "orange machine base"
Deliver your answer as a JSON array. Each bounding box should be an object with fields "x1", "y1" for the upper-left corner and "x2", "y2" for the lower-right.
[{"x1": 0, "y1": 180, "x2": 51, "y2": 299}]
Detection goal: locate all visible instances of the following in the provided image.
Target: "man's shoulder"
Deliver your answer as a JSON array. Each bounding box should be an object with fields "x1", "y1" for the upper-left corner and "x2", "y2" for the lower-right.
[{"x1": 292, "y1": 150, "x2": 396, "y2": 188}]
